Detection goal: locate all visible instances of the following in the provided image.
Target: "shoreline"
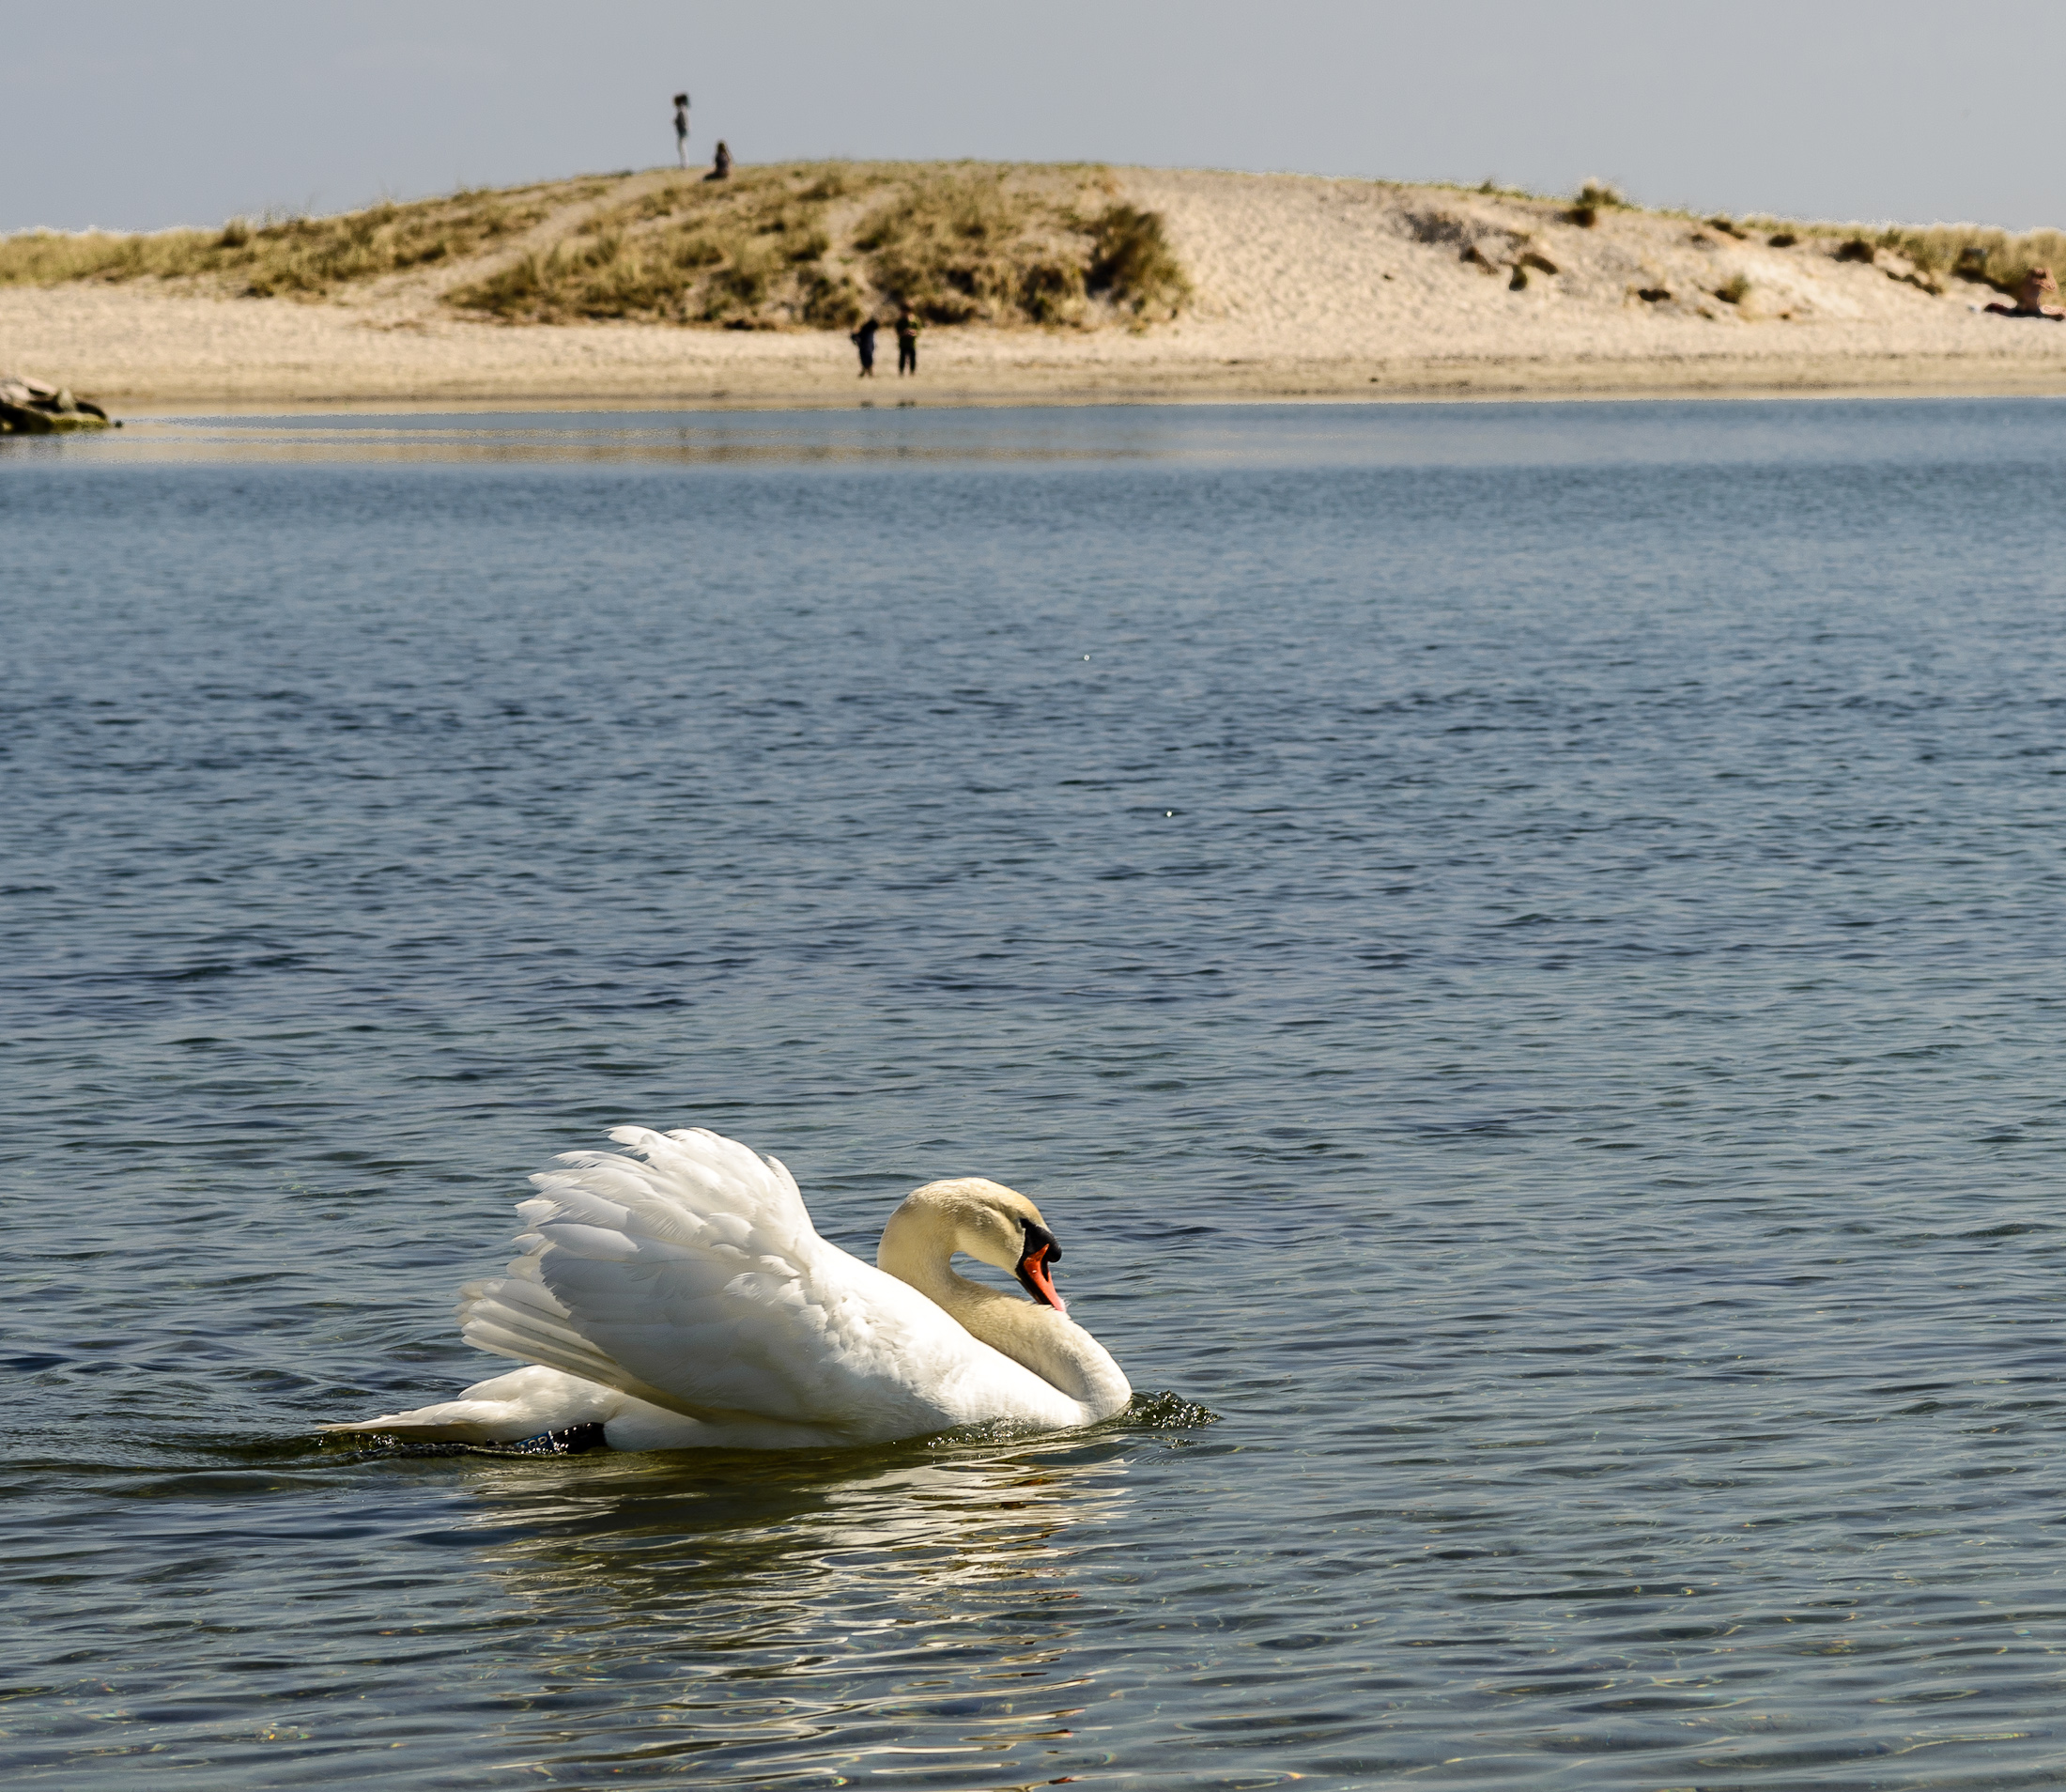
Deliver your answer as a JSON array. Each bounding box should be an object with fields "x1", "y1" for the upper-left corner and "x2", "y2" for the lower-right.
[{"x1": 97, "y1": 354, "x2": 2066, "y2": 415}]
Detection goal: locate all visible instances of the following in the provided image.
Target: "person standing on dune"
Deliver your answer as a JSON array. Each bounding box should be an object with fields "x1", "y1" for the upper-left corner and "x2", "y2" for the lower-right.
[{"x1": 671, "y1": 94, "x2": 689, "y2": 169}]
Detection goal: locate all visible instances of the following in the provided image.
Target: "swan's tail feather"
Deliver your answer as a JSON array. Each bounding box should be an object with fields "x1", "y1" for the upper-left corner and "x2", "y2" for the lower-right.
[
  {"x1": 456, "y1": 1274, "x2": 707, "y2": 1421},
  {"x1": 457, "y1": 1276, "x2": 627, "y2": 1387},
  {"x1": 322, "y1": 1365, "x2": 621, "y2": 1444}
]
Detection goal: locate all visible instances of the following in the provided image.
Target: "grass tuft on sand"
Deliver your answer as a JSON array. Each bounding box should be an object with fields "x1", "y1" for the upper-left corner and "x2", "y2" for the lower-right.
[
  {"x1": 0, "y1": 181, "x2": 606, "y2": 298},
  {"x1": 3, "y1": 162, "x2": 1193, "y2": 335},
  {"x1": 1869, "y1": 224, "x2": 2066, "y2": 295},
  {"x1": 446, "y1": 162, "x2": 1186, "y2": 331}
]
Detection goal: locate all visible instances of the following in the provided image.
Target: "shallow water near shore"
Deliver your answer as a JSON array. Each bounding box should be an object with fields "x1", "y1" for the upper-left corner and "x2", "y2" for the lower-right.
[{"x1": 8, "y1": 396, "x2": 2066, "y2": 1788}]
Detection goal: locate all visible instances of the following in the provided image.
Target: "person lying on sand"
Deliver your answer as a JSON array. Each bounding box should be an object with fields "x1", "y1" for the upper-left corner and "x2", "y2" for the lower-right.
[{"x1": 1983, "y1": 267, "x2": 2066, "y2": 319}]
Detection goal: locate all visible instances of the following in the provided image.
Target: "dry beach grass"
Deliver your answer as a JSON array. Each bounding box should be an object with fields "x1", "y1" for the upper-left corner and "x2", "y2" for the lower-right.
[{"x1": 7, "y1": 162, "x2": 2066, "y2": 409}]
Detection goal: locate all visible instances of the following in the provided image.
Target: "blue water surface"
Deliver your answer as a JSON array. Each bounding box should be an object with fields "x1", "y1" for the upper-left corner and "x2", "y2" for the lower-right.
[{"x1": 7, "y1": 397, "x2": 2066, "y2": 1789}]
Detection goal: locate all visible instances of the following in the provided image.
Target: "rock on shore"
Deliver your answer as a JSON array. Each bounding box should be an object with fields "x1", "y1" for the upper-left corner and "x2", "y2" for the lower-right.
[{"x1": 1, "y1": 371, "x2": 112, "y2": 432}]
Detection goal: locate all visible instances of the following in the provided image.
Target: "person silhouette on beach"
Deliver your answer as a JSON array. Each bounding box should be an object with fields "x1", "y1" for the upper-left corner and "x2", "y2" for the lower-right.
[
  {"x1": 894, "y1": 303, "x2": 922, "y2": 376},
  {"x1": 705, "y1": 140, "x2": 732, "y2": 182},
  {"x1": 1983, "y1": 266, "x2": 2066, "y2": 319},
  {"x1": 671, "y1": 94, "x2": 689, "y2": 169},
  {"x1": 851, "y1": 317, "x2": 879, "y2": 377}
]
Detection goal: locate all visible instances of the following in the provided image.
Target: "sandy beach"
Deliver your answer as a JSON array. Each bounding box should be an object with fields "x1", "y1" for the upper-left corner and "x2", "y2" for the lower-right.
[{"x1": 9, "y1": 164, "x2": 2066, "y2": 409}]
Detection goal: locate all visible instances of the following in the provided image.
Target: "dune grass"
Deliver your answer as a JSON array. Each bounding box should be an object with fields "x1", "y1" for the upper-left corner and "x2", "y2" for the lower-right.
[
  {"x1": 1711, "y1": 216, "x2": 2066, "y2": 295},
  {"x1": 856, "y1": 173, "x2": 1186, "y2": 324},
  {"x1": 854, "y1": 168, "x2": 1086, "y2": 325},
  {"x1": 1086, "y1": 203, "x2": 1190, "y2": 319},
  {"x1": 444, "y1": 162, "x2": 1189, "y2": 331},
  {"x1": 1869, "y1": 224, "x2": 2066, "y2": 294},
  {"x1": 449, "y1": 165, "x2": 888, "y2": 328},
  {"x1": 6, "y1": 159, "x2": 1195, "y2": 332},
  {"x1": 0, "y1": 180, "x2": 603, "y2": 297},
  {"x1": 1516, "y1": 182, "x2": 2066, "y2": 297}
]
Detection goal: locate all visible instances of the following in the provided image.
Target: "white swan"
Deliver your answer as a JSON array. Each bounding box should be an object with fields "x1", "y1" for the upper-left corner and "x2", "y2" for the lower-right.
[{"x1": 327, "y1": 1124, "x2": 1132, "y2": 1451}]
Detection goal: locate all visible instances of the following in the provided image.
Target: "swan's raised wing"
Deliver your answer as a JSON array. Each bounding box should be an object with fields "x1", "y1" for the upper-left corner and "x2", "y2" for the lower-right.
[{"x1": 457, "y1": 1125, "x2": 1041, "y2": 1440}]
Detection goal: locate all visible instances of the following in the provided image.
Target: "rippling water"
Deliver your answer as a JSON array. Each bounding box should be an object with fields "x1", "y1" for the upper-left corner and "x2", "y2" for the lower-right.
[{"x1": 9, "y1": 399, "x2": 2066, "y2": 1788}]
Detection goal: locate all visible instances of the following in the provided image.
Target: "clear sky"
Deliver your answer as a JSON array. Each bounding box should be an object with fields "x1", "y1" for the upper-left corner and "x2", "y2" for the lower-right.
[{"x1": 10, "y1": 1, "x2": 2064, "y2": 236}]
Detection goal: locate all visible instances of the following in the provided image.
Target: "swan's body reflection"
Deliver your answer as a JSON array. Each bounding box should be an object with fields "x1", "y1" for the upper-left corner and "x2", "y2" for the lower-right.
[{"x1": 444, "y1": 1432, "x2": 1158, "y2": 1783}]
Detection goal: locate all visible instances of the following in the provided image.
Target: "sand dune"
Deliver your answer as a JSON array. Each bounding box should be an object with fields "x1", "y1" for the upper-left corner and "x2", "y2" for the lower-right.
[{"x1": 7, "y1": 165, "x2": 2066, "y2": 409}]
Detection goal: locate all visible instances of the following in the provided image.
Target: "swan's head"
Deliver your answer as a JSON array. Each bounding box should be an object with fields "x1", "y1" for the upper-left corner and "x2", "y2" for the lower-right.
[{"x1": 881, "y1": 1177, "x2": 1067, "y2": 1310}]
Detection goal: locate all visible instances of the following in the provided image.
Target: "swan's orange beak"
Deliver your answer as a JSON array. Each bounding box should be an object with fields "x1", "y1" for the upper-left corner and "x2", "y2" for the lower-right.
[{"x1": 1015, "y1": 1223, "x2": 1066, "y2": 1311}]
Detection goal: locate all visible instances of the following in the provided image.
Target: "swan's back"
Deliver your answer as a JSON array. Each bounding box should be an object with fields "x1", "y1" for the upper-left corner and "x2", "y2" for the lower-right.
[{"x1": 459, "y1": 1125, "x2": 1083, "y2": 1440}]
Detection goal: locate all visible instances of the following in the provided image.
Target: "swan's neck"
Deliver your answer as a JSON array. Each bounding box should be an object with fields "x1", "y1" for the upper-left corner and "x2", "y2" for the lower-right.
[{"x1": 878, "y1": 1221, "x2": 1131, "y2": 1415}]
